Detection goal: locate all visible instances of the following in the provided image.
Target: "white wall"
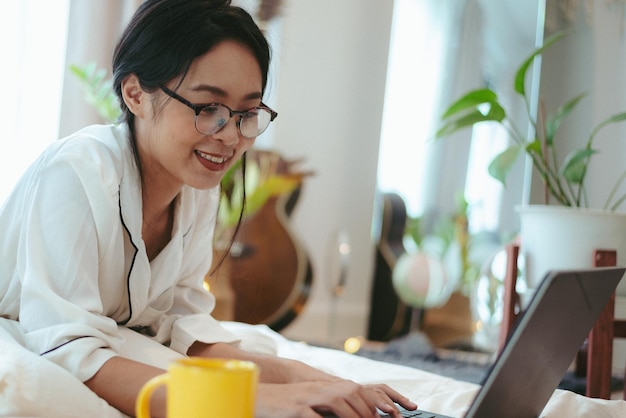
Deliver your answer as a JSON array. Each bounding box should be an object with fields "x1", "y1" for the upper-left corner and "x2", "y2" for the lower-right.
[{"x1": 270, "y1": 1, "x2": 394, "y2": 345}]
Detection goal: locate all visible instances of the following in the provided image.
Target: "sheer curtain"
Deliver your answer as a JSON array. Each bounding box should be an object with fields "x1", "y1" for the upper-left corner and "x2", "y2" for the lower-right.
[
  {"x1": 0, "y1": 0, "x2": 70, "y2": 204},
  {"x1": 59, "y1": 0, "x2": 140, "y2": 137},
  {"x1": 377, "y1": 0, "x2": 483, "y2": 224},
  {"x1": 378, "y1": 0, "x2": 542, "y2": 237},
  {"x1": 0, "y1": 0, "x2": 140, "y2": 205}
]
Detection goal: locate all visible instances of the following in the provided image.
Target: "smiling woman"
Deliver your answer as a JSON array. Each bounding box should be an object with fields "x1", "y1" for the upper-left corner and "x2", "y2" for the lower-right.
[{"x1": 0, "y1": 1, "x2": 418, "y2": 417}]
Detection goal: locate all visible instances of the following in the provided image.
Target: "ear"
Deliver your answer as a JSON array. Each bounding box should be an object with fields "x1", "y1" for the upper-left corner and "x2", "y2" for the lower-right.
[{"x1": 120, "y1": 74, "x2": 148, "y2": 118}]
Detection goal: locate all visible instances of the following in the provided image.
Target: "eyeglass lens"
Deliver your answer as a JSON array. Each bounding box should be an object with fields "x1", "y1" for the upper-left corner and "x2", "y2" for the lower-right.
[{"x1": 195, "y1": 104, "x2": 273, "y2": 138}]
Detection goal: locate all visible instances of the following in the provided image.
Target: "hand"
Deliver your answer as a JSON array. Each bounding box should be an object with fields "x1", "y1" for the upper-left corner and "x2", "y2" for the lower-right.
[
  {"x1": 255, "y1": 380, "x2": 418, "y2": 418},
  {"x1": 188, "y1": 342, "x2": 418, "y2": 416}
]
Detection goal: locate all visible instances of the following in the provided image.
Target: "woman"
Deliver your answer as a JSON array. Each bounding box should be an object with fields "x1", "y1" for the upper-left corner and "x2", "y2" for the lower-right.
[{"x1": 0, "y1": 0, "x2": 417, "y2": 416}]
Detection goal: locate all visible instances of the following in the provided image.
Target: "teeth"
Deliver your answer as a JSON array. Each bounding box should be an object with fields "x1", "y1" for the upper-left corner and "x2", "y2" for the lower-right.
[{"x1": 197, "y1": 150, "x2": 228, "y2": 164}]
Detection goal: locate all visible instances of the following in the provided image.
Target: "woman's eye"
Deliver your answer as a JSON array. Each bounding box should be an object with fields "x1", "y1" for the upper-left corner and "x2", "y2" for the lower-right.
[
  {"x1": 242, "y1": 109, "x2": 259, "y2": 120},
  {"x1": 200, "y1": 105, "x2": 220, "y2": 115}
]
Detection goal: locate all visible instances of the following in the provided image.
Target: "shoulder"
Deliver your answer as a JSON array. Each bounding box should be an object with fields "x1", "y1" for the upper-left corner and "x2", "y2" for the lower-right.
[
  {"x1": 34, "y1": 124, "x2": 135, "y2": 191},
  {"x1": 45, "y1": 124, "x2": 131, "y2": 171},
  {"x1": 10, "y1": 124, "x2": 138, "y2": 216}
]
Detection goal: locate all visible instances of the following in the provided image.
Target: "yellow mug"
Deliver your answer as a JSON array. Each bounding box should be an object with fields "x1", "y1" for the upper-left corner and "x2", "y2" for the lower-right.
[{"x1": 136, "y1": 357, "x2": 259, "y2": 418}]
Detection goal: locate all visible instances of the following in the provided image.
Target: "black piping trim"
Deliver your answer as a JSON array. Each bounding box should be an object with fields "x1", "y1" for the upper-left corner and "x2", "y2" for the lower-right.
[
  {"x1": 117, "y1": 187, "x2": 138, "y2": 326},
  {"x1": 40, "y1": 335, "x2": 91, "y2": 356},
  {"x1": 183, "y1": 223, "x2": 193, "y2": 238}
]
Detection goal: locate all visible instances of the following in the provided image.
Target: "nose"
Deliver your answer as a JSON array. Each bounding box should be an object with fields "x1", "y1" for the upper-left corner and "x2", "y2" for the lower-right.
[{"x1": 213, "y1": 117, "x2": 240, "y2": 146}]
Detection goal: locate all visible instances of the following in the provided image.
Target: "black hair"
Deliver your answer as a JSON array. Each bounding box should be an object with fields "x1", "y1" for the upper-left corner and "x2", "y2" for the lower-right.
[{"x1": 112, "y1": 0, "x2": 270, "y2": 166}]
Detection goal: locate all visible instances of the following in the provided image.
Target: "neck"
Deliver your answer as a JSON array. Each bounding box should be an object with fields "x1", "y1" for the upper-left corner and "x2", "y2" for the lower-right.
[
  {"x1": 141, "y1": 176, "x2": 179, "y2": 226},
  {"x1": 141, "y1": 180, "x2": 178, "y2": 261}
]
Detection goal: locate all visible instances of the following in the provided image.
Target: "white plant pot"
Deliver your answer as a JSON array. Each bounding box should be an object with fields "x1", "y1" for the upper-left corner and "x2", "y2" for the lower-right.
[
  {"x1": 517, "y1": 205, "x2": 626, "y2": 296},
  {"x1": 518, "y1": 205, "x2": 626, "y2": 376}
]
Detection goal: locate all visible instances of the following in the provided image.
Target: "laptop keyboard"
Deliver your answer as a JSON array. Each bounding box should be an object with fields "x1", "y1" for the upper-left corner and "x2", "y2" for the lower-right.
[
  {"x1": 401, "y1": 411, "x2": 444, "y2": 417},
  {"x1": 379, "y1": 408, "x2": 452, "y2": 418}
]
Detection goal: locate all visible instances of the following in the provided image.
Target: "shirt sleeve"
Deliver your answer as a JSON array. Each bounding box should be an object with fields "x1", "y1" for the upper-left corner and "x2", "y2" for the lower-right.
[{"x1": 17, "y1": 144, "x2": 125, "y2": 382}]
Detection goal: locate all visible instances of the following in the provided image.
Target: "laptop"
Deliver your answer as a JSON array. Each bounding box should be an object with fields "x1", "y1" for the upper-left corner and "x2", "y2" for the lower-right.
[{"x1": 366, "y1": 267, "x2": 625, "y2": 418}]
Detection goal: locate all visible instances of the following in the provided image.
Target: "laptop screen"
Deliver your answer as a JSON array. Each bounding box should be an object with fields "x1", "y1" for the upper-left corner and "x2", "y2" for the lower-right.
[{"x1": 465, "y1": 267, "x2": 624, "y2": 418}]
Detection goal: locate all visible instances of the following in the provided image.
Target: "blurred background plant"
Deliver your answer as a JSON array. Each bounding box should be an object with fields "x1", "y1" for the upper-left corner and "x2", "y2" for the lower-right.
[
  {"x1": 405, "y1": 193, "x2": 484, "y2": 296},
  {"x1": 436, "y1": 31, "x2": 626, "y2": 211},
  {"x1": 215, "y1": 152, "x2": 307, "y2": 244},
  {"x1": 69, "y1": 62, "x2": 121, "y2": 124}
]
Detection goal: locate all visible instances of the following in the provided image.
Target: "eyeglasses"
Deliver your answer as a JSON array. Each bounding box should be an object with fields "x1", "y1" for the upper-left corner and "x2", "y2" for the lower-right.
[{"x1": 160, "y1": 85, "x2": 278, "y2": 138}]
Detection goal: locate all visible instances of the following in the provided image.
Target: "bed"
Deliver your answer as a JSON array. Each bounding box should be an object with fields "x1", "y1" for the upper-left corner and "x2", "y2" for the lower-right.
[{"x1": 1, "y1": 320, "x2": 625, "y2": 417}]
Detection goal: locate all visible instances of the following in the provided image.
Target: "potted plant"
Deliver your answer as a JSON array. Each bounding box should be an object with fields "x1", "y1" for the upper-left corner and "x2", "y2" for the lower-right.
[
  {"x1": 435, "y1": 31, "x2": 626, "y2": 290},
  {"x1": 437, "y1": 30, "x2": 626, "y2": 210}
]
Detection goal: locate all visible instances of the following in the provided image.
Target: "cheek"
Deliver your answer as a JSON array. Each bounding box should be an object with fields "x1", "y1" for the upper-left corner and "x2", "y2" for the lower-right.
[
  {"x1": 162, "y1": 120, "x2": 202, "y2": 153},
  {"x1": 241, "y1": 138, "x2": 256, "y2": 152},
  {"x1": 236, "y1": 138, "x2": 257, "y2": 158},
  {"x1": 156, "y1": 100, "x2": 197, "y2": 138}
]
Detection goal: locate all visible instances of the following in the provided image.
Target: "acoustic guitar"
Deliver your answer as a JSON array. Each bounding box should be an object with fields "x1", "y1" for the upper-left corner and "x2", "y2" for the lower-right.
[
  {"x1": 209, "y1": 150, "x2": 313, "y2": 331},
  {"x1": 367, "y1": 192, "x2": 420, "y2": 341}
]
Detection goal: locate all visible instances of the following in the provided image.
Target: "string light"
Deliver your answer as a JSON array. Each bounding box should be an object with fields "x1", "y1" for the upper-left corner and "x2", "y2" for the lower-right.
[{"x1": 343, "y1": 337, "x2": 362, "y2": 354}]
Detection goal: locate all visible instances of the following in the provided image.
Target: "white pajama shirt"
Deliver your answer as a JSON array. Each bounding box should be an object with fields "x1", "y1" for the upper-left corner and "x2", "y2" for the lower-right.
[{"x1": 0, "y1": 123, "x2": 239, "y2": 382}]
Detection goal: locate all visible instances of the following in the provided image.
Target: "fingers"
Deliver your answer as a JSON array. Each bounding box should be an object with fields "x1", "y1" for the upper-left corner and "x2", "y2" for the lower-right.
[
  {"x1": 256, "y1": 383, "x2": 326, "y2": 418},
  {"x1": 256, "y1": 380, "x2": 416, "y2": 418},
  {"x1": 309, "y1": 380, "x2": 377, "y2": 417},
  {"x1": 363, "y1": 384, "x2": 418, "y2": 416},
  {"x1": 323, "y1": 381, "x2": 415, "y2": 418}
]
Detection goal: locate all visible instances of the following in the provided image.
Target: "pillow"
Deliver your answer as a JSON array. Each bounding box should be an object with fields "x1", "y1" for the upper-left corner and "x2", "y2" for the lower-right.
[
  {"x1": 0, "y1": 319, "x2": 126, "y2": 418},
  {"x1": 0, "y1": 320, "x2": 278, "y2": 418}
]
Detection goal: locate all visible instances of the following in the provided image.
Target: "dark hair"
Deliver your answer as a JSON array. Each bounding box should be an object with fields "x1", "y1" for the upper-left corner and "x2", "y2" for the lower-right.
[
  {"x1": 112, "y1": 0, "x2": 270, "y2": 272},
  {"x1": 112, "y1": 0, "x2": 270, "y2": 163}
]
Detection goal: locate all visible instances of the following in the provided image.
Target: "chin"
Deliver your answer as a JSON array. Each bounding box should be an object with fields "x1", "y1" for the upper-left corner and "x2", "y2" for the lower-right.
[{"x1": 191, "y1": 182, "x2": 221, "y2": 191}]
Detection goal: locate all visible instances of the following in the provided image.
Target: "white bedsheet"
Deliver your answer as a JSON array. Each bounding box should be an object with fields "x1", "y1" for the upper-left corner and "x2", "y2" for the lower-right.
[{"x1": 0, "y1": 319, "x2": 624, "y2": 417}]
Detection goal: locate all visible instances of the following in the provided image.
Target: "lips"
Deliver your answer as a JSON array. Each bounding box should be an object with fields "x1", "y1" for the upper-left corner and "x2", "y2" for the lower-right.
[
  {"x1": 195, "y1": 149, "x2": 232, "y2": 171},
  {"x1": 196, "y1": 150, "x2": 230, "y2": 163}
]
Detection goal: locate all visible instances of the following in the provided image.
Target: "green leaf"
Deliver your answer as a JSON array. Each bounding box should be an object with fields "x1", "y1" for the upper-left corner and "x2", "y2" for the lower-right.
[
  {"x1": 545, "y1": 92, "x2": 587, "y2": 145},
  {"x1": 244, "y1": 161, "x2": 261, "y2": 194},
  {"x1": 220, "y1": 159, "x2": 242, "y2": 191},
  {"x1": 245, "y1": 176, "x2": 299, "y2": 216},
  {"x1": 487, "y1": 145, "x2": 522, "y2": 185},
  {"x1": 436, "y1": 103, "x2": 505, "y2": 138},
  {"x1": 525, "y1": 139, "x2": 543, "y2": 155},
  {"x1": 560, "y1": 148, "x2": 596, "y2": 183},
  {"x1": 441, "y1": 88, "x2": 500, "y2": 119},
  {"x1": 69, "y1": 62, "x2": 121, "y2": 124},
  {"x1": 589, "y1": 111, "x2": 626, "y2": 141},
  {"x1": 514, "y1": 30, "x2": 569, "y2": 97}
]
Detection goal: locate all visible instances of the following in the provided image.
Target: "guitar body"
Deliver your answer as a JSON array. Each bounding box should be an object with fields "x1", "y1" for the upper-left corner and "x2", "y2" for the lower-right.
[
  {"x1": 210, "y1": 149, "x2": 313, "y2": 332},
  {"x1": 228, "y1": 186, "x2": 313, "y2": 331},
  {"x1": 367, "y1": 192, "x2": 419, "y2": 341}
]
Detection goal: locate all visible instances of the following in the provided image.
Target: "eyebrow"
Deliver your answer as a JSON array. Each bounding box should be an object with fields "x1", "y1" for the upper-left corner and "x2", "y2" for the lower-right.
[{"x1": 191, "y1": 84, "x2": 262, "y2": 101}]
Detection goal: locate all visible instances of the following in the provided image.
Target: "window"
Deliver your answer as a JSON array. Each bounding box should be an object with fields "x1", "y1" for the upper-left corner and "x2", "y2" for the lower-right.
[
  {"x1": 464, "y1": 122, "x2": 507, "y2": 232},
  {"x1": 377, "y1": 0, "x2": 443, "y2": 217},
  {"x1": 0, "y1": 0, "x2": 70, "y2": 203},
  {"x1": 378, "y1": 0, "x2": 513, "y2": 236}
]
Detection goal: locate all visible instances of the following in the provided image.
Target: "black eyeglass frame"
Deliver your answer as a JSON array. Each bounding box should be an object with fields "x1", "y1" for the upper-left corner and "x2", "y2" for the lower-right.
[{"x1": 160, "y1": 85, "x2": 278, "y2": 138}]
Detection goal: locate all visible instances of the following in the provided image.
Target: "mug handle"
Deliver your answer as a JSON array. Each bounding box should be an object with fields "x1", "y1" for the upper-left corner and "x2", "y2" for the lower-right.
[{"x1": 135, "y1": 374, "x2": 169, "y2": 418}]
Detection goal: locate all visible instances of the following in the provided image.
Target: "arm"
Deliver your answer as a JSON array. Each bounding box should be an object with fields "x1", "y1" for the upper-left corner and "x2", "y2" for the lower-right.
[
  {"x1": 86, "y1": 341, "x2": 416, "y2": 418},
  {"x1": 188, "y1": 340, "x2": 335, "y2": 384},
  {"x1": 85, "y1": 356, "x2": 167, "y2": 418},
  {"x1": 188, "y1": 341, "x2": 418, "y2": 417}
]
